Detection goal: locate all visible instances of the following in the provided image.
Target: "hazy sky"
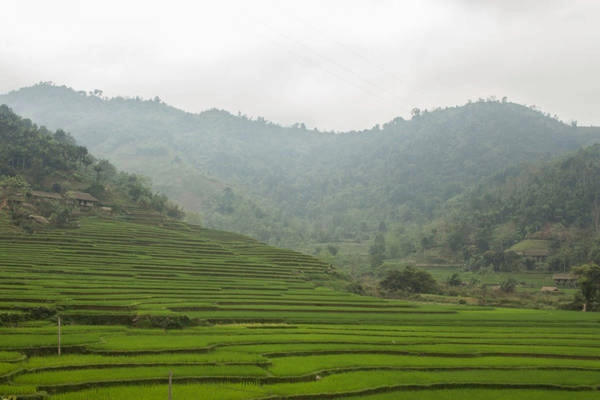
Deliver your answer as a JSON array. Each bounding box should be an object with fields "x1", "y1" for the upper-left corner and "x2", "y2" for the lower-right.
[{"x1": 1, "y1": 0, "x2": 599, "y2": 131}]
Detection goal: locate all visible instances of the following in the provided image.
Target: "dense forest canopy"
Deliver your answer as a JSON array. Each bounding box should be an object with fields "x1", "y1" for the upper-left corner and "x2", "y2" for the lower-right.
[
  {"x1": 0, "y1": 104, "x2": 88, "y2": 181},
  {"x1": 2, "y1": 83, "x2": 600, "y2": 272},
  {"x1": 430, "y1": 144, "x2": 600, "y2": 272}
]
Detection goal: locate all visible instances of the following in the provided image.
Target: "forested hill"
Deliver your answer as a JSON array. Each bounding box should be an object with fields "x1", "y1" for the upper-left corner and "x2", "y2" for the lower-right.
[
  {"x1": 2, "y1": 83, "x2": 599, "y2": 253},
  {"x1": 428, "y1": 143, "x2": 600, "y2": 272},
  {"x1": 0, "y1": 105, "x2": 183, "y2": 230}
]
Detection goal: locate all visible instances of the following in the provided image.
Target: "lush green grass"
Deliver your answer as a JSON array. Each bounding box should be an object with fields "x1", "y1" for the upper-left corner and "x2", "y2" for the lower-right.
[
  {"x1": 24, "y1": 351, "x2": 267, "y2": 369},
  {"x1": 345, "y1": 390, "x2": 600, "y2": 400},
  {"x1": 2, "y1": 215, "x2": 600, "y2": 399},
  {"x1": 0, "y1": 362, "x2": 22, "y2": 376},
  {"x1": 0, "y1": 351, "x2": 24, "y2": 362},
  {"x1": 267, "y1": 354, "x2": 600, "y2": 376},
  {"x1": 50, "y1": 383, "x2": 266, "y2": 400},
  {"x1": 15, "y1": 364, "x2": 268, "y2": 385},
  {"x1": 0, "y1": 384, "x2": 38, "y2": 396},
  {"x1": 44, "y1": 369, "x2": 600, "y2": 400}
]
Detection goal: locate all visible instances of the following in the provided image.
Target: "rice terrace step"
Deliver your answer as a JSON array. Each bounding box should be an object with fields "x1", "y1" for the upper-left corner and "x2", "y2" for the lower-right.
[{"x1": 1, "y1": 217, "x2": 600, "y2": 399}]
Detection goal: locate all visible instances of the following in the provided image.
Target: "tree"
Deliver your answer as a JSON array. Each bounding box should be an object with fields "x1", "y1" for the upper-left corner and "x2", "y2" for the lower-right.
[
  {"x1": 0, "y1": 175, "x2": 30, "y2": 193},
  {"x1": 379, "y1": 266, "x2": 437, "y2": 294},
  {"x1": 217, "y1": 187, "x2": 235, "y2": 214},
  {"x1": 93, "y1": 159, "x2": 115, "y2": 184},
  {"x1": 500, "y1": 277, "x2": 517, "y2": 293},
  {"x1": 51, "y1": 206, "x2": 75, "y2": 228},
  {"x1": 127, "y1": 175, "x2": 152, "y2": 201},
  {"x1": 572, "y1": 263, "x2": 600, "y2": 311},
  {"x1": 592, "y1": 198, "x2": 600, "y2": 233},
  {"x1": 446, "y1": 273, "x2": 462, "y2": 287},
  {"x1": 369, "y1": 233, "x2": 386, "y2": 267}
]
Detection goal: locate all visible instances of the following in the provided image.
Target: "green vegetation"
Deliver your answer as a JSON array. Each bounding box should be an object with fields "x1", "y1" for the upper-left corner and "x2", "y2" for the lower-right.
[
  {"x1": 431, "y1": 145, "x2": 600, "y2": 274},
  {"x1": 3, "y1": 84, "x2": 600, "y2": 262},
  {"x1": 5, "y1": 84, "x2": 600, "y2": 303},
  {"x1": 572, "y1": 263, "x2": 600, "y2": 311},
  {"x1": 1, "y1": 213, "x2": 600, "y2": 399},
  {"x1": 379, "y1": 267, "x2": 437, "y2": 294},
  {"x1": 0, "y1": 104, "x2": 183, "y2": 232},
  {"x1": 509, "y1": 240, "x2": 552, "y2": 253},
  {"x1": 3, "y1": 85, "x2": 600, "y2": 399}
]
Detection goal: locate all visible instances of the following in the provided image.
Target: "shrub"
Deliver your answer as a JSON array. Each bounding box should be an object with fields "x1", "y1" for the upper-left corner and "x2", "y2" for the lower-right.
[
  {"x1": 500, "y1": 278, "x2": 518, "y2": 293},
  {"x1": 327, "y1": 245, "x2": 339, "y2": 256},
  {"x1": 379, "y1": 266, "x2": 437, "y2": 294}
]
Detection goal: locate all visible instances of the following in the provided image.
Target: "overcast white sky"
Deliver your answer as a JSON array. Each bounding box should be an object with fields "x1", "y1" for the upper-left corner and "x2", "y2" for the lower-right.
[{"x1": 1, "y1": 0, "x2": 599, "y2": 131}]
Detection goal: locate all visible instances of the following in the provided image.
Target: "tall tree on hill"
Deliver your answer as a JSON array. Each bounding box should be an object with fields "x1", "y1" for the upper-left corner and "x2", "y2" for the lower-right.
[
  {"x1": 573, "y1": 263, "x2": 600, "y2": 312},
  {"x1": 369, "y1": 233, "x2": 386, "y2": 267}
]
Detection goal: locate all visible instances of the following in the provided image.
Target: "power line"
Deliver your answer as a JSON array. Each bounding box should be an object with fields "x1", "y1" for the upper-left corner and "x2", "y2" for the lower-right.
[{"x1": 253, "y1": 18, "x2": 402, "y2": 112}]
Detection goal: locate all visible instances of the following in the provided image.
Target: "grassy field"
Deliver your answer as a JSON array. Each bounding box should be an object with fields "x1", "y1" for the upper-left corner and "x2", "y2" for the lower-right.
[{"x1": 1, "y1": 214, "x2": 599, "y2": 399}]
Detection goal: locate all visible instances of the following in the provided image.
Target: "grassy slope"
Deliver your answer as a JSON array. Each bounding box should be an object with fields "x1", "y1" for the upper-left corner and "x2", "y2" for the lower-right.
[{"x1": 1, "y1": 214, "x2": 600, "y2": 399}]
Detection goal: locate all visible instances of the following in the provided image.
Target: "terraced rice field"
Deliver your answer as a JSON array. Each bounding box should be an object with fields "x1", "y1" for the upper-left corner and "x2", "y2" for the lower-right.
[{"x1": 1, "y1": 215, "x2": 600, "y2": 399}]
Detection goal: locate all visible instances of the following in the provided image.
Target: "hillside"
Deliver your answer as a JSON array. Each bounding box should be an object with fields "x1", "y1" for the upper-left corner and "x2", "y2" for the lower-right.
[
  {"x1": 425, "y1": 144, "x2": 600, "y2": 272},
  {"x1": 0, "y1": 104, "x2": 183, "y2": 231},
  {"x1": 0, "y1": 215, "x2": 338, "y2": 327},
  {"x1": 2, "y1": 211, "x2": 600, "y2": 399},
  {"x1": 2, "y1": 83, "x2": 600, "y2": 259},
  {"x1": 3, "y1": 92, "x2": 600, "y2": 399}
]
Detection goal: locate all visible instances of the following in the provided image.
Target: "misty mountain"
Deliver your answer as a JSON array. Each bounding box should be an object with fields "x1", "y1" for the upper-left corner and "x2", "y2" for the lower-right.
[{"x1": 2, "y1": 83, "x2": 599, "y2": 252}]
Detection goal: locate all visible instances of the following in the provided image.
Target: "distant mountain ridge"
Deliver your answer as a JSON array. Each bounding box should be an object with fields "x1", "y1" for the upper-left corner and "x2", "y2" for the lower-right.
[{"x1": 2, "y1": 82, "x2": 599, "y2": 258}]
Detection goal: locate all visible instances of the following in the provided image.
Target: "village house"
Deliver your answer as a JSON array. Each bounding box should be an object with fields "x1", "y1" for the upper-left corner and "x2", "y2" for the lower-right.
[
  {"x1": 30, "y1": 190, "x2": 64, "y2": 202},
  {"x1": 516, "y1": 248, "x2": 549, "y2": 263},
  {"x1": 553, "y1": 273, "x2": 577, "y2": 288},
  {"x1": 66, "y1": 191, "x2": 99, "y2": 208}
]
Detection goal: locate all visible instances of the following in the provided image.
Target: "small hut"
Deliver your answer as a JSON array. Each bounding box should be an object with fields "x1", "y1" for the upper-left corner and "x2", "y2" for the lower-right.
[
  {"x1": 553, "y1": 273, "x2": 577, "y2": 288},
  {"x1": 518, "y1": 248, "x2": 549, "y2": 263},
  {"x1": 30, "y1": 190, "x2": 64, "y2": 202},
  {"x1": 66, "y1": 191, "x2": 99, "y2": 208}
]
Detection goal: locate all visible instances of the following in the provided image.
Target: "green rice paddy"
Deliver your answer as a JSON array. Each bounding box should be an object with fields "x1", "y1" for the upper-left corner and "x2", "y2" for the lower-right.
[{"x1": 1, "y1": 215, "x2": 599, "y2": 399}]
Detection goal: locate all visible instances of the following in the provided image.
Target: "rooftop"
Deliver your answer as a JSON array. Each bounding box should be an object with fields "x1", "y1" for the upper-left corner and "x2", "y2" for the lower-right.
[{"x1": 66, "y1": 191, "x2": 99, "y2": 202}]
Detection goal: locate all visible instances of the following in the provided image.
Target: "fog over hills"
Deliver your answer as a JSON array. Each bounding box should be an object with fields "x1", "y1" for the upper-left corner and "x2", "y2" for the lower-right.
[{"x1": 2, "y1": 83, "x2": 599, "y2": 265}]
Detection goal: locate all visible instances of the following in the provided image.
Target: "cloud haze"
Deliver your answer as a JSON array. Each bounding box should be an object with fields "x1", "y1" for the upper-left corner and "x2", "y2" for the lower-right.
[{"x1": 1, "y1": 0, "x2": 599, "y2": 130}]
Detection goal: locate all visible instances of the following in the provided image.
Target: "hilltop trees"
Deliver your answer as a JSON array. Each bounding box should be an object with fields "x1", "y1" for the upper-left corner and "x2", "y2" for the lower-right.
[
  {"x1": 0, "y1": 105, "x2": 88, "y2": 182},
  {"x1": 0, "y1": 106, "x2": 184, "y2": 227}
]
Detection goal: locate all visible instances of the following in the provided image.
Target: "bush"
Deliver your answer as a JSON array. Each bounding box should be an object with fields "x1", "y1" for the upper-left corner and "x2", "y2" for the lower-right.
[
  {"x1": 379, "y1": 266, "x2": 437, "y2": 294},
  {"x1": 500, "y1": 278, "x2": 518, "y2": 293},
  {"x1": 327, "y1": 245, "x2": 339, "y2": 256},
  {"x1": 51, "y1": 206, "x2": 75, "y2": 228},
  {"x1": 27, "y1": 306, "x2": 55, "y2": 320},
  {"x1": 346, "y1": 281, "x2": 365, "y2": 295},
  {"x1": 446, "y1": 273, "x2": 462, "y2": 286},
  {"x1": 132, "y1": 315, "x2": 192, "y2": 329}
]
